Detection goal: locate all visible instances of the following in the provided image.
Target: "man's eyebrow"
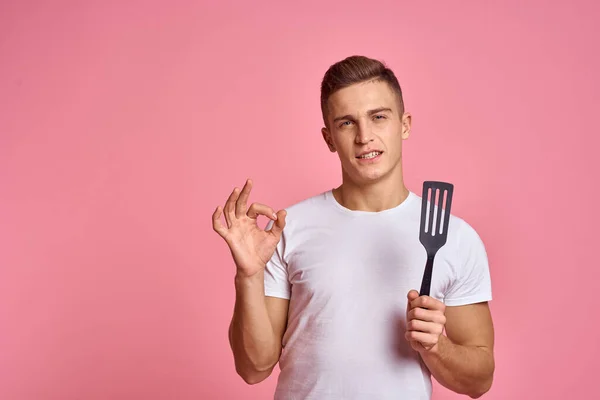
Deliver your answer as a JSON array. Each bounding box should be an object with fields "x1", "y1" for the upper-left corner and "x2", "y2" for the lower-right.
[
  {"x1": 367, "y1": 107, "x2": 393, "y2": 115},
  {"x1": 332, "y1": 107, "x2": 393, "y2": 123}
]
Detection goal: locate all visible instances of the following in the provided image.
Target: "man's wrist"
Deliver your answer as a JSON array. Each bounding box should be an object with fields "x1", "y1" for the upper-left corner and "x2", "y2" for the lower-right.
[
  {"x1": 234, "y1": 269, "x2": 264, "y2": 287},
  {"x1": 418, "y1": 334, "x2": 448, "y2": 358}
]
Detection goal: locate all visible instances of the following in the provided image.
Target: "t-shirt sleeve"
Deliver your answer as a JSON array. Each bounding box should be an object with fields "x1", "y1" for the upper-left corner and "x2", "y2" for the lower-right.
[
  {"x1": 263, "y1": 220, "x2": 291, "y2": 300},
  {"x1": 443, "y1": 220, "x2": 493, "y2": 306}
]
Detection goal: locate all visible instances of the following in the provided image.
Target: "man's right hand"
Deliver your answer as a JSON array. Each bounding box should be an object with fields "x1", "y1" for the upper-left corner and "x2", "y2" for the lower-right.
[{"x1": 212, "y1": 179, "x2": 287, "y2": 278}]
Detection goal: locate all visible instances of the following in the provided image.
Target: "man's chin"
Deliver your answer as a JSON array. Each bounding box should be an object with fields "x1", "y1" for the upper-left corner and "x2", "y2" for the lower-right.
[{"x1": 347, "y1": 170, "x2": 387, "y2": 185}]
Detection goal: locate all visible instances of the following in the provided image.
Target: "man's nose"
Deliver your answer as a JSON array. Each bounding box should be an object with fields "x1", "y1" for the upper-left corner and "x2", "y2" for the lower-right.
[{"x1": 355, "y1": 124, "x2": 374, "y2": 144}]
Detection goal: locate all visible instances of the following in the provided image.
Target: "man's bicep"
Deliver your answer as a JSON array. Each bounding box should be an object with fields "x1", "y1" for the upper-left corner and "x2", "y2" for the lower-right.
[
  {"x1": 444, "y1": 302, "x2": 494, "y2": 350},
  {"x1": 266, "y1": 296, "x2": 289, "y2": 344}
]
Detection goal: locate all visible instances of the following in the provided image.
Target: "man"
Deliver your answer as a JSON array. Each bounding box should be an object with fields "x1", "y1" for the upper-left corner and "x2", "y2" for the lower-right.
[{"x1": 212, "y1": 55, "x2": 495, "y2": 399}]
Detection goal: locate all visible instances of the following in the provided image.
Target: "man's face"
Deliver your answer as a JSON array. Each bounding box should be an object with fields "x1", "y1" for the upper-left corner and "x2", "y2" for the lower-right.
[{"x1": 322, "y1": 80, "x2": 411, "y2": 185}]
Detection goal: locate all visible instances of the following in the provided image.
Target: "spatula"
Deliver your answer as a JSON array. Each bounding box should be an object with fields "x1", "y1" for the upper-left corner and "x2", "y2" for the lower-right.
[{"x1": 418, "y1": 181, "x2": 454, "y2": 296}]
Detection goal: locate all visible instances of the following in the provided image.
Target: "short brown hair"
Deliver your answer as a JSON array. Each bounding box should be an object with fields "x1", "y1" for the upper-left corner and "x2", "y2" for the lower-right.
[{"x1": 320, "y1": 55, "x2": 404, "y2": 125}]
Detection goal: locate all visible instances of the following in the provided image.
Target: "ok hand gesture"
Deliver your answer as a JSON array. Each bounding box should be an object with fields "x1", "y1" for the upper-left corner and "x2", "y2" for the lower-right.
[{"x1": 212, "y1": 179, "x2": 287, "y2": 278}]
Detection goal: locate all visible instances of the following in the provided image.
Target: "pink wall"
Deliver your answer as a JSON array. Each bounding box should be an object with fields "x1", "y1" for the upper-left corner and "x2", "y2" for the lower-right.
[{"x1": 1, "y1": 1, "x2": 598, "y2": 399}]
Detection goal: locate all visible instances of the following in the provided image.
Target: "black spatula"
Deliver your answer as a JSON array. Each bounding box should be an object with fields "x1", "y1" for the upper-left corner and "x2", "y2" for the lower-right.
[{"x1": 419, "y1": 181, "x2": 454, "y2": 296}]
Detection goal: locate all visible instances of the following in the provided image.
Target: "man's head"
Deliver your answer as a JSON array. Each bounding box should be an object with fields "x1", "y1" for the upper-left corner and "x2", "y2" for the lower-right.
[{"x1": 320, "y1": 55, "x2": 411, "y2": 185}]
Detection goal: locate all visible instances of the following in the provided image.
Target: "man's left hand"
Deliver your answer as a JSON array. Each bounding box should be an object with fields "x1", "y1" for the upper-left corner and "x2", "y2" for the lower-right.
[{"x1": 405, "y1": 289, "x2": 447, "y2": 353}]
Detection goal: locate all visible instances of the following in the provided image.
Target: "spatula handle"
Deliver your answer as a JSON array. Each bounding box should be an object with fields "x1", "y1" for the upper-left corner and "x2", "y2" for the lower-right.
[{"x1": 419, "y1": 255, "x2": 435, "y2": 296}]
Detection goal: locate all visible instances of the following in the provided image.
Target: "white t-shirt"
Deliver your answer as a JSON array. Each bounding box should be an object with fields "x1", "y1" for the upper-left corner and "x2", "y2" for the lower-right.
[{"x1": 264, "y1": 190, "x2": 492, "y2": 400}]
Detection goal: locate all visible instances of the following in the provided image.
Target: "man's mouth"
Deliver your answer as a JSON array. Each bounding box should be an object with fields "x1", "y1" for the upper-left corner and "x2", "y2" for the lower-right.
[{"x1": 357, "y1": 151, "x2": 383, "y2": 159}]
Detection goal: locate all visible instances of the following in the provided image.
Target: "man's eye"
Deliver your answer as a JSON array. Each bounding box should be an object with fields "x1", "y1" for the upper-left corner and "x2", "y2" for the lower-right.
[
  {"x1": 340, "y1": 121, "x2": 353, "y2": 127},
  {"x1": 374, "y1": 115, "x2": 386, "y2": 120}
]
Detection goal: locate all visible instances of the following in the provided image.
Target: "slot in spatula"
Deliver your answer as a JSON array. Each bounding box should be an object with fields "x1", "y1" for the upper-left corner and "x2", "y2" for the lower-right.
[{"x1": 419, "y1": 181, "x2": 454, "y2": 296}]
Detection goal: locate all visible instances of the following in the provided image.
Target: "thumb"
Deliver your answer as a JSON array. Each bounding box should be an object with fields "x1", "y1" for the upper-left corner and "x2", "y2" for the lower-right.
[
  {"x1": 269, "y1": 210, "x2": 287, "y2": 236},
  {"x1": 407, "y1": 289, "x2": 420, "y2": 306}
]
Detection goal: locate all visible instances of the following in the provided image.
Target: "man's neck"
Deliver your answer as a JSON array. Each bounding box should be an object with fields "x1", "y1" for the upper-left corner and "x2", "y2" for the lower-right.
[{"x1": 333, "y1": 170, "x2": 410, "y2": 212}]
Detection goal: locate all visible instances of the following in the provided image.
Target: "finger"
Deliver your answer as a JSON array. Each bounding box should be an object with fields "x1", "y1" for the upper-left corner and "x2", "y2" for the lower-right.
[
  {"x1": 406, "y1": 290, "x2": 420, "y2": 309},
  {"x1": 212, "y1": 206, "x2": 228, "y2": 237},
  {"x1": 405, "y1": 330, "x2": 439, "y2": 347},
  {"x1": 223, "y1": 187, "x2": 241, "y2": 228},
  {"x1": 407, "y1": 308, "x2": 447, "y2": 325},
  {"x1": 406, "y1": 319, "x2": 444, "y2": 335},
  {"x1": 410, "y1": 295, "x2": 445, "y2": 312},
  {"x1": 247, "y1": 202, "x2": 277, "y2": 220},
  {"x1": 235, "y1": 179, "x2": 253, "y2": 218},
  {"x1": 269, "y1": 210, "x2": 287, "y2": 237}
]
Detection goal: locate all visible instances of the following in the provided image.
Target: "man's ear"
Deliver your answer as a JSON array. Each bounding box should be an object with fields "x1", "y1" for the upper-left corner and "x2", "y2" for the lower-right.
[
  {"x1": 401, "y1": 112, "x2": 412, "y2": 140},
  {"x1": 322, "y1": 127, "x2": 336, "y2": 152}
]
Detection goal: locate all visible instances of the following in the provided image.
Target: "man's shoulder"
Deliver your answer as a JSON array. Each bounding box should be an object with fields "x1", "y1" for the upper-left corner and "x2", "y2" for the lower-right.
[
  {"x1": 446, "y1": 213, "x2": 486, "y2": 250},
  {"x1": 282, "y1": 190, "x2": 331, "y2": 216},
  {"x1": 273, "y1": 190, "x2": 334, "y2": 236}
]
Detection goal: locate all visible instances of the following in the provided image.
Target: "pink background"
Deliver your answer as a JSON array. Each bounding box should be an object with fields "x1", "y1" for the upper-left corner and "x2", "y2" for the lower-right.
[{"x1": 1, "y1": 1, "x2": 599, "y2": 399}]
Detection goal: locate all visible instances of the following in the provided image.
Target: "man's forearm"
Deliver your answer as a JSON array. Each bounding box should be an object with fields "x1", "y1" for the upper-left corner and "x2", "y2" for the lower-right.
[
  {"x1": 229, "y1": 271, "x2": 279, "y2": 379},
  {"x1": 420, "y1": 334, "x2": 494, "y2": 398}
]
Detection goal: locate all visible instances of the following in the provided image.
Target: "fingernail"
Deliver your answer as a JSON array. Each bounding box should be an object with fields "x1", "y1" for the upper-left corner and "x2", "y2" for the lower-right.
[{"x1": 272, "y1": 213, "x2": 278, "y2": 219}]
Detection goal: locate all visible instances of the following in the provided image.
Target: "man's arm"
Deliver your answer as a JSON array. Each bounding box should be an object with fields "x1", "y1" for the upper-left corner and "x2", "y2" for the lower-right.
[
  {"x1": 212, "y1": 179, "x2": 290, "y2": 385},
  {"x1": 406, "y1": 292, "x2": 494, "y2": 398},
  {"x1": 229, "y1": 270, "x2": 289, "y2": 385}
]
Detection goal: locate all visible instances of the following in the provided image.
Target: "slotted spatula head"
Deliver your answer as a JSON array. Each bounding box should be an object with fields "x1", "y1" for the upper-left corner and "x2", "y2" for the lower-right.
[
  {"x1": 418, "y1": 181, "x2": 454, "y2": 296},
  {"x1": 419, "y1": 181, "x2": 454, "y2": 256}
]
